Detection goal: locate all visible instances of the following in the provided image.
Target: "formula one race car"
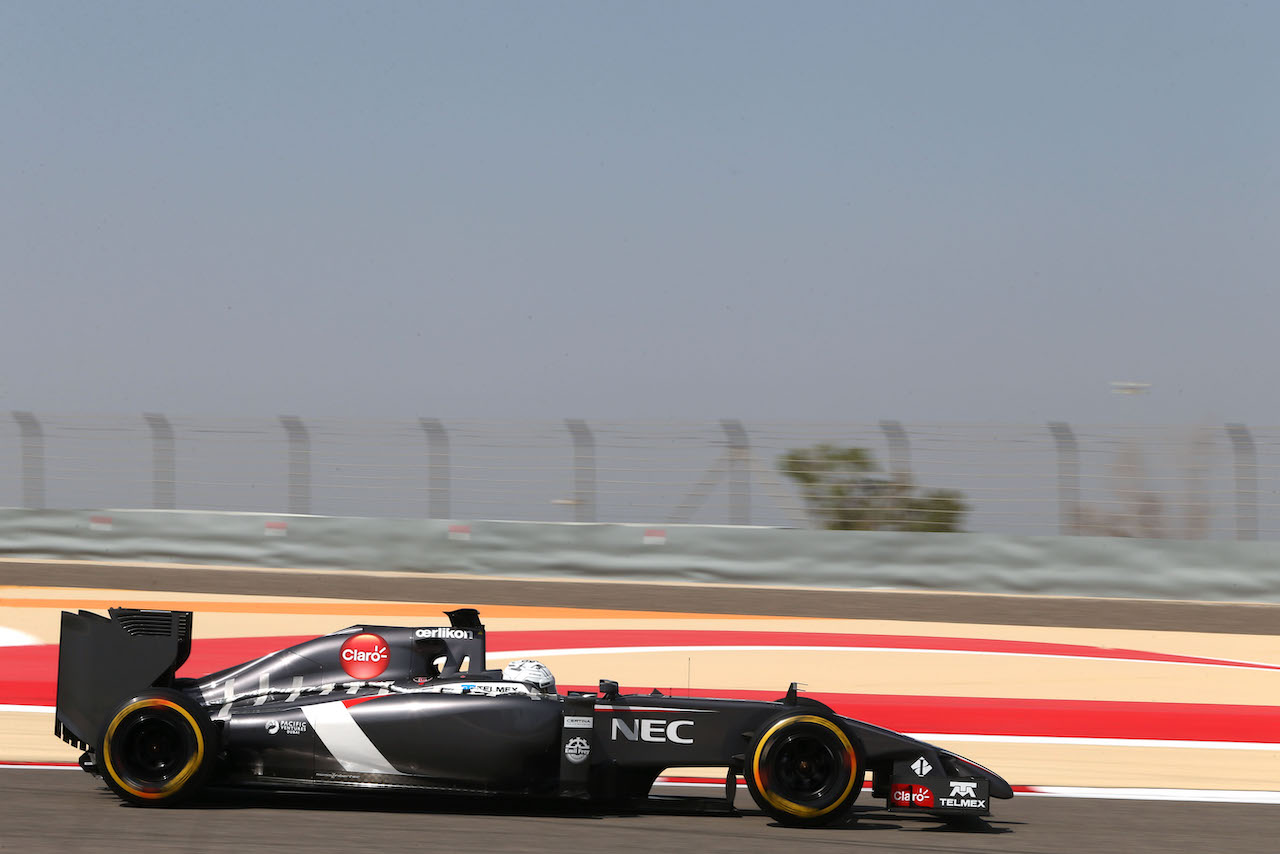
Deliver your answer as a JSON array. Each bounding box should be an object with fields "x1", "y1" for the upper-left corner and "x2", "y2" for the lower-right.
[{"x1": 55, "y1": 607, "x2": 1012, "y2": 825}]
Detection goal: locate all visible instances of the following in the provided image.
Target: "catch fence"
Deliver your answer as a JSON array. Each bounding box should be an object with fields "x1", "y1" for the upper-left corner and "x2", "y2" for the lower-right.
[{"x1": 0, "y1": 414, "x2": 1272, "y2": 540}]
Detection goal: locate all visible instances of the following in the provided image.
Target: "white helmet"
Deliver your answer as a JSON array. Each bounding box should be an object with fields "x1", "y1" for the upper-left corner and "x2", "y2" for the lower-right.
[{"x1": 502, "y1": 659, "x2": 556, "y2": 694}]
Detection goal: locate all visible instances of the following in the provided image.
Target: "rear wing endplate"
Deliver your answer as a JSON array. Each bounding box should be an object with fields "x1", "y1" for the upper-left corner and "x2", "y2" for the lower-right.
[{"x1": 54, "y1": 608, "x2": 193, "y2": 750}]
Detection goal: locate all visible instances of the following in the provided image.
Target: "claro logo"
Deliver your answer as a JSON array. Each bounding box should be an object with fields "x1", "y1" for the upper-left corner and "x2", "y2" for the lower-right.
[
  {"x1": 890, "y1": 784, "x2": 935, "y2": 808},
  {"x1": 340, "y1": 632, "x2": 390, "y2": 679}
]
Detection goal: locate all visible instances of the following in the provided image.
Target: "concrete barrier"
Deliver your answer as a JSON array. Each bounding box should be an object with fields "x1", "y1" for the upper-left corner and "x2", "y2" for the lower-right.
[{"x1": 1, "y1": 508, "x2": 1278, "y2": 602}]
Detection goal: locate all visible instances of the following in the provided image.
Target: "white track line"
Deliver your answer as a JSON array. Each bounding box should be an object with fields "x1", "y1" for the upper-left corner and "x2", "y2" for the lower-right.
[
  {"x1": 489, "y1": 645, "x2": 1280, "y2": 673},
  {"x1": 1021, "y1": 786, "x2": 1280, "y2": 805},
  {"x1": 908, "y1": 733, "x2": 1280, "y2": 752},
  {"x1": 651, "y1": 779, "x2": 1280, "y2": 804},
  {"x1": 0, "y1": 628, "x2": 42, "y2": 646}
]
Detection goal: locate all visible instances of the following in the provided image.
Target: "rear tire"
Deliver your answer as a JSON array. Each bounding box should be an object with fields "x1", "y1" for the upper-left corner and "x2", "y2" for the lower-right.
[
  {"x1": 744, "y1": 712, "x2": 864, "y2": 827},
  {"x1": 96, "y1": 689, "x2": 216, "y2": 806}
]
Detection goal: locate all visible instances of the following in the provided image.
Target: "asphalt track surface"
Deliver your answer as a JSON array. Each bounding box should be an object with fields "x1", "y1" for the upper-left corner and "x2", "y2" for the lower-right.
[
  {"x1": 4, "y1": 559, "x2": 1278, "y2": 853},
  {"x1": 4, "y1": 559, "x2": 1278, "y2": 633},
  {"x1": 3, "y1": 768, "x2": 1277, "y2": 854}
]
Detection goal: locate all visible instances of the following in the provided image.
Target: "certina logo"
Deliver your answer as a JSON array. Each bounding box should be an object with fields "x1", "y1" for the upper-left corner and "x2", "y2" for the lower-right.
[
  {"x1": 414, "y1": 627, "x2": 474, "y2": 640},
  {"x1": 340, "y1": 632, "x2": 390, "y2": 679},
  {"x1": 265, "y1": 719, "x2": 307, "y2": 736},
  {"x1": 911, "y1": 757, "x2": 932, "y2": 777},
  {"x1": 949, "y1": 782, "x2": 978, "y2": 798},
  {"x1": 610, "y1": 719, "x2": 694, "y2": 744},
  {"x1": 890, "y1": 784, "x2": 934, "y2": 808},
  {"x1": 564, "y1": 737, "x2": 590, "y2": 764}
]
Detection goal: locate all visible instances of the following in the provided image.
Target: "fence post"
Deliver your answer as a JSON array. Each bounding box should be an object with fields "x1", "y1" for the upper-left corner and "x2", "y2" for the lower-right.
[
  {"x1": 722, "y1": 419, "x2": 750, "y2": 525},
  {"x1": 143, "y1": 413, "x2": 176, "y2": 510},
  {"x1": 419, "y1": 418, "x2": 451, "y2": 519},
  {"x1": 880, "y1": 419, "x2": 913, "y2": 485},
  {"x1": 1225, "y1": 423, "x2": 1257, "y2": 541},
  {"x1": 12, "y1": 411, "x2": 45, "y2": 510},
  {"x1": 279, "y1": 416, "x2": 311, "y2": 515},
  {"x1": 566, "y1": 419, "x2": 596, "y2": 522},
  {"x1": 1048, "y1": 422, "x2": 1079, "y2": 535}
]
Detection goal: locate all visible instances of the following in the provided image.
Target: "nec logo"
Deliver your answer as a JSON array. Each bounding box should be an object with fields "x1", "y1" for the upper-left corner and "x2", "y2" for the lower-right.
[{"x1": 610, "y1": 718, "x2": 694, "y2": 744}]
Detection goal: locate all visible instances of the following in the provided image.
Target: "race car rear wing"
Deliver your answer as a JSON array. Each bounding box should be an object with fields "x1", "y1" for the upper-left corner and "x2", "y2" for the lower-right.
[{"x1": 54, "y1": 608, "x2": 193, "y2": 751}]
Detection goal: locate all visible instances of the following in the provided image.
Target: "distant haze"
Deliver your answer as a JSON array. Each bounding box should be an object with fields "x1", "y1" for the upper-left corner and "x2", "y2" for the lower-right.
[{"x1": 3, "y1": 1, "x2": 1277, "y2": 424}]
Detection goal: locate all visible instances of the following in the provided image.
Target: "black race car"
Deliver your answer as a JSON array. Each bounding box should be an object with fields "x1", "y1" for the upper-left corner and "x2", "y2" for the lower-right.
[{"x1": 55, "y1": 607, "x2": 1012, "y2": 825}]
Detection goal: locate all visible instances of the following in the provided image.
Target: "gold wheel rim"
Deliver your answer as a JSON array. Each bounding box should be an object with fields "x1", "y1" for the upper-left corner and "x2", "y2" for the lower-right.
[
  {"x1": 751, "y1": 714, "x2": 856, "y2": 818},
  {"x1": 102, "y1": 698, "x2": 205, "y2": 800}
]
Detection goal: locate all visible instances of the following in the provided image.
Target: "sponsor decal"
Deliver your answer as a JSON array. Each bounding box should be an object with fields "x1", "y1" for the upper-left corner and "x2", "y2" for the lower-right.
[
  {"x1": 414, "y1": 627, "x2": 475, "y2": 640},
  {"x1": 469, "y1": 683, "x2": 523, "y2": 696},
  {"x1": 564, "y1": 737, "x2": 590, "y2": 764},
  {"x1": 410, "y1": 682, "x2": 530, "y2": 696},
  {"x1": 911, "y1": 757, "x2": 933, "y2": 777},
  {"x1": 340, "y1": 632, "x2": 390, "y2": 679},
  {"x1": 564, "y1": 716, "x2": 593, "y2": 729},
  {"x1": 938, "y1": 796, "x2": 987, "y2": 809},
  {"x1": 938, "y1": 780, "x2": 986, "y2": 809},
  {"x1": 891, "y1": 784, "x2": 935, "y2": 808},
  {"x1": 265, "y1": 719, "x2": 308, "y2": 736},
  {"x1": 610, "y1": 718, "x2": 694, "y2": 744}
]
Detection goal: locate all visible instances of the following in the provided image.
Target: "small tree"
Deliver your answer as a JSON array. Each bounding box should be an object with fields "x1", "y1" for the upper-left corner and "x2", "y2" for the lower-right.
[{"x1": 779, "y1": 444, "x2": 968, "y2": 532}]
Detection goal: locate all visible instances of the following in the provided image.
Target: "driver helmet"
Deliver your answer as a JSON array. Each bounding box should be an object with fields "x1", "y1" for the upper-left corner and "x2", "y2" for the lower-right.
[{"x1": 502, "y1": 659, "x2": 556, "y2": 694}]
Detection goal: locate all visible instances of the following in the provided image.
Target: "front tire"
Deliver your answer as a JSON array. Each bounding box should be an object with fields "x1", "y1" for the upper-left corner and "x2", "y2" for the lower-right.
[
  {"x1": 744, "y1": 712, "x2": 864, "y2": 827},
  {"x1": 96, "y1": 689, "x2": 216, "y2": 806}
]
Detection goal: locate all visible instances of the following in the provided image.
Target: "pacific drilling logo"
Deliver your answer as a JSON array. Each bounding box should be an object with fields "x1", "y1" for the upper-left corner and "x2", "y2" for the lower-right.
[{"x1": 340, "y1": 632, "x2": 390, "y2": 679}]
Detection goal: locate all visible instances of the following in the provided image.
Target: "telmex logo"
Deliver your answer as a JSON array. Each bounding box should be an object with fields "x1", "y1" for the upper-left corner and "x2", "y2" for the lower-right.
[
  {"x1": 340, "y1": 632, "x2": 390, "y2": 679},
  {"x1": 414, "y1": 627, "x2": 474, "y2": 640},
  {"x1": 949, "y1": 782, "x2": 978, "y2": 798},
  {"x1": 939, "y1": 796, "x2": 987, "y2": 809},
  {"x1": 610, "y1": 719, "x2": 693, "y2": 744}
]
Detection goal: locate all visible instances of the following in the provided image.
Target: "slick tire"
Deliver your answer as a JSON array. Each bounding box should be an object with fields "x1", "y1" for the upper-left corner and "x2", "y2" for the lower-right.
[
  {"x1": 744, "y1": 711, "x2": 865, "y2": 827},
  {"x1": 96, "y1": 688, "x2": 216, "y2": 807}
]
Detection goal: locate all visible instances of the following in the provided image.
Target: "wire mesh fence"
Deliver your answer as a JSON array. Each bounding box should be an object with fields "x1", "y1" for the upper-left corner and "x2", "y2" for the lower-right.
[{"x1": 0, "y1": 413, "x2": 1272, "y2": 540}]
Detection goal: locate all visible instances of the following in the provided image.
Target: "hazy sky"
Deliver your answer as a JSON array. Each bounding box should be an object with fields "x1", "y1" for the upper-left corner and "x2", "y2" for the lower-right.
[{"x1": 3, "y1": 1, "x2": 1278, "y2": 424}]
